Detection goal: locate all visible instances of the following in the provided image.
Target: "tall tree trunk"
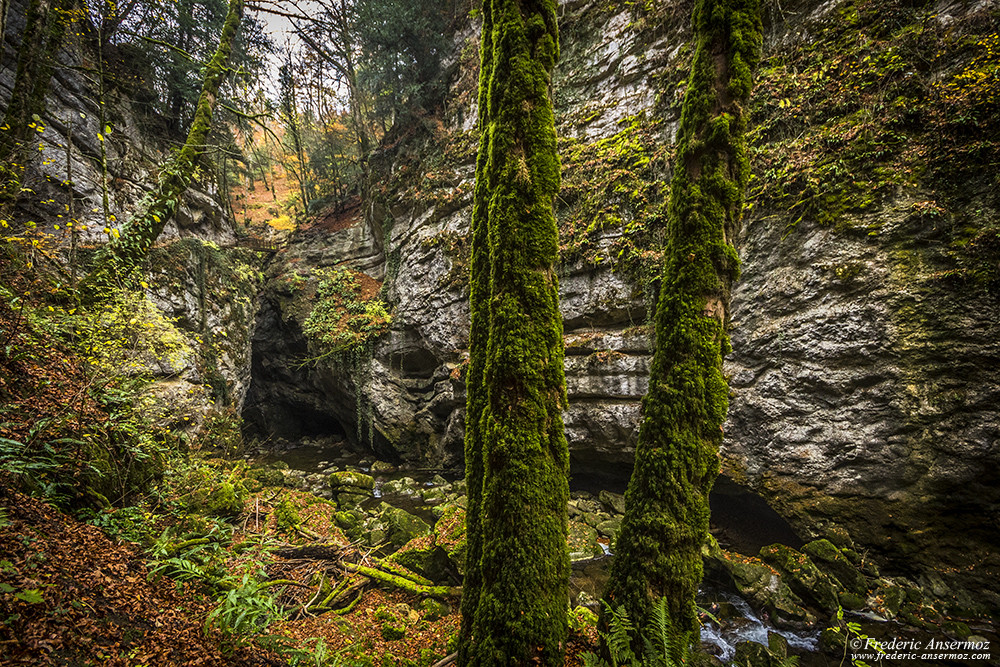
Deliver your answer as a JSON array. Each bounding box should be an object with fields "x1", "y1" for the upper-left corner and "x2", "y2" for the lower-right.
[
  {"x1": 0, "y1": 0, "x2": 10, "y2": 63},
  {"x1": 599, "y1": 0, "x2": 762, "y2": 658},
  {"x1": 459, "y1": 1, "x2": 568, "y2": 666},
  {"x1": 81, "y1": 0, "x2": 245, "y2": 300},
  {"x1": 285, "y1": 66, "x2": 312, "y2": 213},
  {"x1": 456, "y1": 1, "x2": 493, "y2": 662}
]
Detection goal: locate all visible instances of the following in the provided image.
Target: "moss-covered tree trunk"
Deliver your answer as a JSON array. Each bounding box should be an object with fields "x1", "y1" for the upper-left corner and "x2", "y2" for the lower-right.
[
  {"x1": 599, "y1": 0, "x2": 762, "y2": 657},
  {"x1": 459, "y1": 1, "x2": 569, "y2": 666},
  {"x1": 456, "y1": 1, "x2": 493, "y2": 663},
  {"x1": 81, "y1": 0, "x2": 244, "y2": 299},
  {"x1": 0, "y1": 0, "x2": 73, "y2": 207}
]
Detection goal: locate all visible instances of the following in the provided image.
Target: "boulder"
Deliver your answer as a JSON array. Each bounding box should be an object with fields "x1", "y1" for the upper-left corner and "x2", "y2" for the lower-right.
[
  {"x1": 378, "y1": 502, "x2": 432, "y2": 551},
  {"x1": 758, "y1": 543, "x2": 841, "y2": 613}
]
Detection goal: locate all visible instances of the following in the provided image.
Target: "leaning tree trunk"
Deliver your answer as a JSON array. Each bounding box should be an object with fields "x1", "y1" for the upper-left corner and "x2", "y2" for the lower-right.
[
  {"x1": 81, "y1": 0, "x2": 244, "y2": 300},
  {"x1": 599, "y1": 0, "x2": 762, "y2": 658},
  {"x1": 459, "y1": 1, "x2": 569, "y2": 666}
]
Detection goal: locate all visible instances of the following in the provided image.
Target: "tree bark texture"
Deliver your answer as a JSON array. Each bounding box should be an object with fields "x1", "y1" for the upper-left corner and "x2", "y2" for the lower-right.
[
  {"x1": 599, "y1": 0, "x2": 762, "y2": 657},
  {"x1": 459, "y1": 1, "x2": 569, "y2": 665}
]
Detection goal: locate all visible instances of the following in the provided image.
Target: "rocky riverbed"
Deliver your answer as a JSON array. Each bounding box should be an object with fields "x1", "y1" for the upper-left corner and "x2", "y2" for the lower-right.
[{"x1": 246, "y1": 438, "x2": 997, "y2": 666}]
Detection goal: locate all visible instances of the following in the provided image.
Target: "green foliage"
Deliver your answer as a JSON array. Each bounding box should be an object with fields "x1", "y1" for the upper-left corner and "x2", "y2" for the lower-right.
[
  {"x1": 74, "y1": 290, "x2": 191, "y2": 382},
  {"x1": 569, "y1": 605, "x2": 599, "y2": 634},
  {"x1": 280, "y1": 637, "x2": 344, "y2": 667},
  {"x1": 582, "y1": 599, "x2": 686, "y2": 667},
  {"x1": 302, "y1": 268, "x2": 392, "y2": 355},
  {"x1": 196, "y1": 408, "x2": 245, "y2": 455},
  {"x1": 826, "y1": 606, "x2": 884, "y2": 667},
  {"x1": 205, "y1": 571, "x2": 284, "y2": 638},
  {"x1": 354, "y1": 0, "x2": 451, "y2": 123},
  {"x1": 108, "y1": 0, "x2": 272, "y2": 132},
  {"x1": 86, "y1": 505, "x2": 161, "y2": 546},
  {"x1": 0, "y1": 436, "x2": 93, "y2": 507}
]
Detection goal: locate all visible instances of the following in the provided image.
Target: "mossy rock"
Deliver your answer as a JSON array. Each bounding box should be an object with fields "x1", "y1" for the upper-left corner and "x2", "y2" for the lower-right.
[
  {"x1": 370, "y1": 460, "x2": 396, "y2": 474},
  {"x1": 381, "y1": 477, "x2": 419, "y2": 496},
  {"x1": 205, "y1": 479, "x2": 247, "y2": 518},
  {"x1": 329, "y1": 470, "x2": 375, "y2": 491},
  {"x1": 803, "y1": 539, "x2": 869, "y2": 597},
  {"x1": 420, "y1": 487, "x2": 447, "y2": 505},
  {"x1": 379, "y1": 502, "x2": 431, "y2": 551},
  {"x1": 758, "y1": 544, "x2": 841, "y2": 613},
  {"x1": 819, "y1": 626, "x2": 847, "y2": 652},
  {"x1": 334, "y1": 490, "x2": 370, "y2": 510},
  {"x1": 390, "y1": 540, "x2": 454, "y2": 584},
  {"x1": 596, "y1": 516, "x2": 622, "y2": 541},
  {"x1": 275, "y1": 498, "x2": 302, "y2": 533},
  {"x1": 838, "y1": 591, "x2": 867, "y2": 610},
  {"x1": 248, "y1": 466, "x2": 285, "y2": 487},
  {"x1": 733, "y1": 640, "x2": 776, "y2": 667},
  {"x1": 821, "y1": 524, "x2": 855, "y2": 550},
  {"x1": 433, "y1": 503, "x2": 467, "y2": 575},
  {"x1": 420, "y1": 598, "x2": 450, "y2": 621},
  {"x1": 702, "y1": 536, "x2": 814, "y2": 626},
  {"x1": 941, "y1": 620, "x2": 972, "y2": 639},
  {"x1": 380, "y1": 622, "x2": 406, "y2": 641},
  {"x1": 598, "y1": 490, "x2": 625, "y2": 515},
  {"x1": 568, "y1": 520, "x2": 601, "y2": 562},
  {"x1": 873, "y1": 581, "x2": 907, "y2": 618},
  {"x1": 335, "y1": 510, "x2": 364, "y2": 541}
]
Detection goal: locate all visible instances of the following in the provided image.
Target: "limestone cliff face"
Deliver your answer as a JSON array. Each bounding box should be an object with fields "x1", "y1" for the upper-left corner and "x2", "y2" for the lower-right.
[
  {"x1": 2, "y1": 3, "x2": 261, "y2": 419},
  {"x1": 247, "y1": 0, "x2": 999, "y2": 609}
]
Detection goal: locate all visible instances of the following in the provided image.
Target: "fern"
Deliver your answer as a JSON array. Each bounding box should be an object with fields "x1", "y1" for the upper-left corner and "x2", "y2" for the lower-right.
[
  {"x1": 641, "y1": 598, "x2": 683, "y2": 667},
  {"x1": 605, "y1": 602, "x2": 638, "y2": 667},
  {"x1": 584, "y1": 598, "x2": 689, "y2": 667},
  {"x1": 205, "y1": 572, "x2": 285, "y2": 639},
  {"x1": 148, "y1": 556, "x2": 209, "y2": 582}
]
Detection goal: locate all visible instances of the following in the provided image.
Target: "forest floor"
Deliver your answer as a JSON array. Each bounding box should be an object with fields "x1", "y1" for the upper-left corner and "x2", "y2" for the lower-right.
[
  {"x1": 0, "y1": 485, "x2": 282, "y2": 667},
  {"x1": 0, "y1": 480, "x2": 598, "y2": 666}
]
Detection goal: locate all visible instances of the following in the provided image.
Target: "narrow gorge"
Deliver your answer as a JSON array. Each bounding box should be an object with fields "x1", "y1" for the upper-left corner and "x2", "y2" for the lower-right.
[{"x1": 2, "y1": 0, "x2": 997, "y2": 664}]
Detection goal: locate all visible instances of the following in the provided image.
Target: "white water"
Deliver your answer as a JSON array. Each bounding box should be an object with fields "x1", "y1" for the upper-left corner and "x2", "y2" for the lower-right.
[{"x1": 699, "y1": 590, "x2": 819, "y2": 662}]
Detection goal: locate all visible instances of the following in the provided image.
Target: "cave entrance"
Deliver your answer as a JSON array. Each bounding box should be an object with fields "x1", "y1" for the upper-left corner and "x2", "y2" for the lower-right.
[
  {"x1": 709, "y1": 475, "x2": 804, "y2": 556},
  {"x1": 241, "y1": 399, "x2": 349, "y2": 448}
]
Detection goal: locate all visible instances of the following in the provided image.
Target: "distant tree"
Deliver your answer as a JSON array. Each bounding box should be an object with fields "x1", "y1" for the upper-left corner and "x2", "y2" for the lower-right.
[
  {"x1": 598, "y1": 0, "x2": 763, "y2": 659},
  {"x1": 353, "y1": 0, "x2": 451, "y2": 127},
  {"x1": 99, "y1": 0, "x2": 269, "y2": 133},
  {"x1": 294, "y1": 0, "x2": 372, "y2": 159},
  {"x1": 459, "y1": 1, "x2": 568, "y2": 666},
  {"x1": 278, "y1": 60, "x2": 314, "y2": 213}
]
